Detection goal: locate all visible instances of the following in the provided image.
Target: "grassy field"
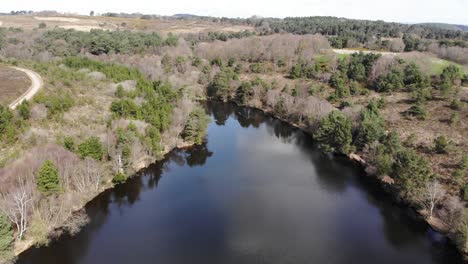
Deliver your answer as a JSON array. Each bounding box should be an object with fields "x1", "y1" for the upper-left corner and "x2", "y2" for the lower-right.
[{"x1": 0, "y1": 65, "x2": 31, "y2": 105}]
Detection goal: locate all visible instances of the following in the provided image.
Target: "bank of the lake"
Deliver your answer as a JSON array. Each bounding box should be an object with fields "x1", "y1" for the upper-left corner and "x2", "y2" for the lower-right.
[{"x1": 16, "y1": 102, "x2": 463, "y2": 264}]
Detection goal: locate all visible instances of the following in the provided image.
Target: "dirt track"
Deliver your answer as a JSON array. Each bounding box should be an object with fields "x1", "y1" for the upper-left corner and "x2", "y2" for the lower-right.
[
  {"x1": 333, "y1": 49, "x2": 398, "y2": 56},
  {"x1": 8, "y1": 67, "x2": 44, "y2": 109}
]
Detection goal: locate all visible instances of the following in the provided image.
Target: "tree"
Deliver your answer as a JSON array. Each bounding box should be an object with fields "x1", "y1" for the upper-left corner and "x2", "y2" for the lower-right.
[
  {"x1": 314, "y1": 110, "x2": 353, "y2": 154},
  {"x1": 355, "y1": 106, "x2": 385, "y2": 148},
  {"x1": 77, "y1": 137, "x2": 105, "y2": 160},
  {"x1": 0, "y1": 179, "x2": 32, "y2": 241},
  {"x1": 36, "y1": 160, "x2": 61, "y2": 195},
  {"x1": 182, "y1": 108, "x2": 211, "y2": 145},
  {"x1": 90, "y1": 11, "x2": 95, "y2": 16},
  {"x1": 374, "y1": 68, "x2": 404, "y2": 92},
  {"x1": 393, "y1": 148, "x2": 431, "y2": 199},
  {"x1": 403, "y1": 63, "x2": 427, "y2": 90},
  {"x1": 422, "y1": 181, "x2": 446, "y2": 219},
  {"x1": 0, "y1": 214, "x2": 13, "y2": 256}
]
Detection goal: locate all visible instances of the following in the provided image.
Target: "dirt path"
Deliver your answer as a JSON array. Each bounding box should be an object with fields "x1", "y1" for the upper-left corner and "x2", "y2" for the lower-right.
[
  {"x1": 333, "y1": 49, "x2": 398, "y2": 56},
  {"x1": 8, "y1": 67, "x2": 44, "y2": 109}
]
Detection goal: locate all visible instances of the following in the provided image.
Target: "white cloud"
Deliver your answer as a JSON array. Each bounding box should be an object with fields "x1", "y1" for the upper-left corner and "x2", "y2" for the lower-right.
[{"x1": 1, "y1": 0, "x2": 467, "y2": 24}]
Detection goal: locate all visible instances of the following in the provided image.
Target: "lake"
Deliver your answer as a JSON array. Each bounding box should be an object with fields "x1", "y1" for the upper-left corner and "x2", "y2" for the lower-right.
[{"x1": 17, "y1": 102, "x2": 463, "y2": 264}]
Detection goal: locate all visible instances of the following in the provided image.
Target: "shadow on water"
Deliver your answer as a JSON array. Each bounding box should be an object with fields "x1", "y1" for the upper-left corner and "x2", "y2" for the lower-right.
[{"x1": 17, "y1": 101, "x2": 463, "y2": 264}]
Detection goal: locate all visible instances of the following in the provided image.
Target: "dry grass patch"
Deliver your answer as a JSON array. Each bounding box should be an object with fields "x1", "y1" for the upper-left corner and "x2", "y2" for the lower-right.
[{"x1": 0, "y1": 65, "x2": 31, "y2": 105}]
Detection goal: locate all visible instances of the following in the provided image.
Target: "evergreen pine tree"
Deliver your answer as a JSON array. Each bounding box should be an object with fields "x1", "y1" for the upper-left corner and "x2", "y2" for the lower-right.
[{"x1": 36, "y1": 160, "x2": 61, "y2": 195}]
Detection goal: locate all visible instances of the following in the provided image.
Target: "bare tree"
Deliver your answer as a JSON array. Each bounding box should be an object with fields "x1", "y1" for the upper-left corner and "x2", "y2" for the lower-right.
[
  {"x1": 443, "y1": 195, "x2": 464, "y2": 227},
  {"x1": 423, "y1": 181, "x2": 446, "y2": 219},
  {"x1": 0, "y1": 178, "x2": 33, "y2": 240}
]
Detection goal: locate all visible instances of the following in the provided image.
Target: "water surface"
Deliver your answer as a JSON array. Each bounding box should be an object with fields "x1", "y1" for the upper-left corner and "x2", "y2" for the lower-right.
[{"x1": 17, "y1": 102, "x2": 462, "y2": 264}]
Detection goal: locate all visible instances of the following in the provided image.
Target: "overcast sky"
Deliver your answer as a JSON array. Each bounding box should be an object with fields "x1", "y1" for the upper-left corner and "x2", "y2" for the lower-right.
[{"x1": 1, "y1": 0, "x2": 467, "y2": 24}]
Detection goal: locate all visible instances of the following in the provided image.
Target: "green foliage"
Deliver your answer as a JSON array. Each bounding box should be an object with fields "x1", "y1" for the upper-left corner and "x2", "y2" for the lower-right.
[
  {"x1": 374, "y1": 68, "x2": 404, "y2": 92},
  {"x1": 262, "y1": 17, "x2": 467, "y2": 49},
  {"x1": 34, "y1": 92, "x2": 74, "y2": 116},
  {"x1": 347, "y1": 52, "x2": 380, "y2": 82},
  {"x1": 329, "y1": 72, "x2": 349, "y2": 99},
  {"x1": 449, "y1": 112, "x2": 460, "y2": 126},
  {"x1": 393, "y1": 148, "x2": 431, "y2": 198},
  {"x1": 289, "y1": 60, "x2": 315, "y2": 79},
  {"x1": 17, "y1": 100, "x2": 30, "y2": 120},
  {"x1": 112, "y1": 173, "x2": 127, "y2": 184},
  {"x1": 115, "y1": 84, "x2": 125, "y2": 98},
  {"x1": 236, "y1": 82, "x2": 254, "y2": 104},
  {"x1": 208, "y1": 67, "x2": 238, "y2": 100},
  {"x1": 433, "y1": 135, "x2": 452, "y2": 154},
  {"x1": 35, "y1": 29, "x2": 175, "y2": 56},
  {"x1": 36, "y1": 160, "x2": 61, "y2": 195},
  {"x1": 110, "y1": 99, "x2": 140, "y2": 118},
  {"x1": 0, "y1": 214, "x2": 13, "y2": 257},
  {"x1": 182, "y1": 108, "x2": 211, "y2": 145},
  {"x1": 450, "y1": 99, "x2": 462, "y2": 110},
  {"x1": 314, "y1": 111, "x2": 353, "y2": 154},
  {"x1": 65, "y1": 57, "x2": 176, "y2": 132},
  {"x1": 405, "y1": 104, "x2": 427, "y2": 120},
  {"x1": 144, "y1": 125, "x2": 162, "y2": 154},
  {"x1": 439, "y1": 65, "x2": 462, "y2": 96},
  {"x1": 403, "y1": 63, "x2": 428, "y2": 90},
  {"x1": 63, "y1": 136, "x2": 75, "y2": 151},
  {"x1": 249, "y1": 63, "x2": 267, "y2": 73},
  {"x1": 38, "y1": 22, "x2": 47, "y2": 29},
  {"x1": 373, "y1": 131, "x2": 403, "y2": 176},
  {"x1": 0, "y1": 104, "x2": 18, "y2": 144},
  {"x1": 77, "y1": 137, "x2": 104, "y2": 160},
  {"x1": 355, "y1": 106, "x2": 385, "y2": 148}
]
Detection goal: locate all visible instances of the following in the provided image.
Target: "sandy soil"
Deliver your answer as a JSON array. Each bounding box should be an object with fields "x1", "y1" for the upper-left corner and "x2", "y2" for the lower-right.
[
  {"x1": 59, "y1": 25, "x2": 105, "y2": 31},
  {"x1": 333, "y1": 49, "x2": 398, "y2": 56},
  {"x1": 34, "y1": 16, "x2": 80, "y2": 22}
]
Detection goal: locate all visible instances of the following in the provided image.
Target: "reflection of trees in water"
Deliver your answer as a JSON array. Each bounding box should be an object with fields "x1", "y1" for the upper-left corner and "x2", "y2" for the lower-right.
[
  {"x1": 168, "y1": 142, "x2": 214, "y2": 168},
  {"x1": 206, "y1": 101, "x2": 235, "y2": 126},
  {"x1": 234, "y1": 107, "x2": 265, "y2": 128},
  {"x1": 184, "y1": 142, "x2": 213, "y2": 167}
]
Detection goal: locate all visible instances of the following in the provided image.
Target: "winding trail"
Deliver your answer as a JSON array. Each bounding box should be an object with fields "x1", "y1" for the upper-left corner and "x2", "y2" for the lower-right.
[
  {"x1": 333, "y1": 49, "x2": 398, "y2": 56},
  {"x1": 8, "y1": 67, "x2": 44, "y2": 109}
]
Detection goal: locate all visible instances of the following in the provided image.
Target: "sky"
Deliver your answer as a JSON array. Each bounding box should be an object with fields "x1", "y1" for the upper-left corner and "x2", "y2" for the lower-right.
[{"x1": 1, "y1": 0, "x2": 467, "y2": 25}]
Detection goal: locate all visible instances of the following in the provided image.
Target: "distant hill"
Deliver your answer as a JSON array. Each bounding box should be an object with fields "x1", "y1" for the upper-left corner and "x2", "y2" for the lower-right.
[{"x1": 418, "y1": 23, "x2": 468, "y2": 32}]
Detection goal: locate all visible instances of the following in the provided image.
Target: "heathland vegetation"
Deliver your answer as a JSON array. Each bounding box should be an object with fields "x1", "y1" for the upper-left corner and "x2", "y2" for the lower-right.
[{"x1": 0, "y1": 12, "x2": 467, "y2": 261}]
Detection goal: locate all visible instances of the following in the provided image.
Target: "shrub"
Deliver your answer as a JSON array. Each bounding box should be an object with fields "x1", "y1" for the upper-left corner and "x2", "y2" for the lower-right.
[
  {"x1": 17, "y1": 100, "x2": 30, "y2": 120},
  {"x1": 433, "y1": 135, "x2": 451, "y2": 154},
  {"x1": 36, "y1": 160, "x2": 61, "y2": 195},
  {"x1": 314, "y1": 110, "x2": 353, "y2": 154},
  {"x1": 0, "y1": 214, "x2": 13, "y2": 258},
  {"x1": 449, "y1": 112, "x2": 460, "y2": 126},
  {"x1": 112, "y1": 173, "x2": 127, "y2": 184},
  {"x1": 450, "y1": 99, "x2": 462, "y2": 110},
  {"x1": 405, "y1": 104, "x2": 427, "y2": 120},
  {"x1": 63, "y1": 136, "x2": 75, "y2": 151},
  {"x1": 77, "y1": 137, "x2": 104, "y2": 160}
]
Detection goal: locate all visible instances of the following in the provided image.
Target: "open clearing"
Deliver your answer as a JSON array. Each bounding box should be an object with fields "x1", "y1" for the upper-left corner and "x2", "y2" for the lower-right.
[
  {"x1": 0, "y1": 14, "x2": 254, "y2": 33},
  {"x1": 0, "y1": 66, "x2": 31, "y2": 105},
  {"x1": 33, "y1": 16, "x2": 80, "y2": 22}
]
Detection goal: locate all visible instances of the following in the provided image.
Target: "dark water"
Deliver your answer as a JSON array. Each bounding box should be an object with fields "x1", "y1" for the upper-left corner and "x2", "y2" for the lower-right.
[{"x1": 17, "y1": 102, "x2": 463, "y2": 264}]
